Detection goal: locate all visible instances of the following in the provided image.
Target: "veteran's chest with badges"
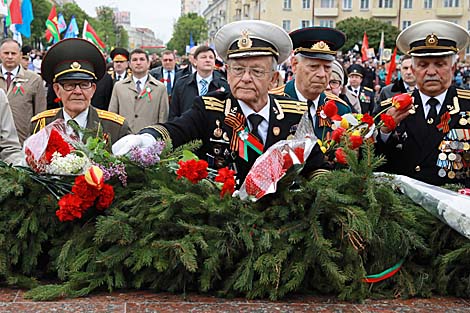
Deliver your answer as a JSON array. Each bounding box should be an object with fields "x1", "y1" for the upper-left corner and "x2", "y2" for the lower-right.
[{"x1": 435, "y1": 98, "x2": 470, "y2": 181}]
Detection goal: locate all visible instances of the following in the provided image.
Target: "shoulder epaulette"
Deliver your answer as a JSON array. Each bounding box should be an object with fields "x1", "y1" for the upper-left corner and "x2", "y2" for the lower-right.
[
  {"x1": 276, "y1": 98, "x2": 308, "y2": 115},
  {"x1": 269, "y1": 84, "x2": 286, "y2": 96},
  {"x1": 31, "y1": 108, "x2": 60, "y2": 123},
  {"x1": 457, "y1": 88, "x2": 470, "y2": 99},
  {"x1": 202, "y1": 95, "x2": 225, "y2": 112},
  {"x1": 324, "y1": 91, "x2": 350, "y2": 108},
  {"x1": 96, "y1": 109, "x2": 126, "y2": 125},
  {"x1": 363, "y1": 86, "x2": 373, "y2": 92}
]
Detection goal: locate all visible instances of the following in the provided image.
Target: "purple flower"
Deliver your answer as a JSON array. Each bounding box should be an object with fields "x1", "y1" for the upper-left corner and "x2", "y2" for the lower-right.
[{"x1": 128, "y1": 141, "x2": 165, "y2": 168}]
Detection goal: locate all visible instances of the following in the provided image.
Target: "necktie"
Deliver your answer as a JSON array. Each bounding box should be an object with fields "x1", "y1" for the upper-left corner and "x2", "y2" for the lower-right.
[
  {"x1": 136, "y1": 80, "x2": 142, "y2": 93},
  {"x1": 248, "y1": 113, "x2": 264, "y2": 144},
  {"x1": 200, "y1": 79, "x2": 208, "y2": 96},
  {"x1": 67, "y1": 119, "x2": 80, "y2": 140},
  {"x1": 166, "y1": 71, "x2": 172, "y2": 95},
  {"x1": 116, "y1": 75, "x2": 121, "y2": 81},
  {"x1": 426, "y1": 97, "x2": 439, "y2": 125},
  {"x1": 6, "y1": 72, "x2": 12, "y2": 90}
]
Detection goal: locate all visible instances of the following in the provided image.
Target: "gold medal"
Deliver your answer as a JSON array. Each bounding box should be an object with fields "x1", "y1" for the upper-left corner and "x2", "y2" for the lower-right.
[
  {"x1": 213, "y1": 120, "x2": 223, "y2": 138},
  {"x1": 222, "y1": 132, "x2": 229, "y2": 142},
  {"x1": 464, "y1": 143, "x2": 470, "y2": 151},
  {"x1": 460, "y1": 118, "x2": 468, "y2": 126},
  {"x1": 273, "y1": 127, "x2": 280, "y2": 136},
  {"x1": 448, "y1": 171, "x2": 456, "y2": 179}
]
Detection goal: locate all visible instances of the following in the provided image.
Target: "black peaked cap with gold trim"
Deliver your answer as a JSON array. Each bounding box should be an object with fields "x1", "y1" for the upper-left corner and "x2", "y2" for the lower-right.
[
  {"x1": 214, "y1": 20, "x2": 292, "y2": 63},
  {"x1": 347, "y1": 64, "x2": 364, "y2": 77},
  {"x1": 396, "y1": 20, "x2": 470, "y2": 57},
  {"x1": 290, "y1": 27, "x2": 346, "y2": 61},
  {"x1": 41, "y1": 38, "x2": 106, "y2": 84},
  {"x1": 110, "y1": 47, "x2": 129, "y2": 62}
]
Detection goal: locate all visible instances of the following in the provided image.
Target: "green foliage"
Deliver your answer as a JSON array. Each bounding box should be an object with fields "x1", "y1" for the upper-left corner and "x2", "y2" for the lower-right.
[
  {"x1": 336, "y1": 17, "x2": 401, "y2": 54},
  {"x1": 0, "y1": 144, "x2": 467, "y2": 302},
  {"x1": 167, "y1": 13, "x2": 208, "y2": 55}
]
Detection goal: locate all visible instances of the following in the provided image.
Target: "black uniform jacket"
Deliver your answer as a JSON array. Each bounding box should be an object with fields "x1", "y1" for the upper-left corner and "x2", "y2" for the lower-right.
[
  {"x1": 140, "y1": 91, "x2": 328, "y2": 183},
  {"x1": 376, "y1": 86, "x2": 470, "y2": 187}
]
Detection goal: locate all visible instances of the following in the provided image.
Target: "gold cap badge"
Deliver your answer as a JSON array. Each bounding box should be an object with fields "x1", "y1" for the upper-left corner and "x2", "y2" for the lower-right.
[
  {"x1": 71, "y1": 61, "x2": 81, "y2": 70},
  {"x1": 237, "y1": 30, "x2": 253, "y2": 50},
  {"x1": 425, "y1": 34, "x2": 438, "y2": 46}
]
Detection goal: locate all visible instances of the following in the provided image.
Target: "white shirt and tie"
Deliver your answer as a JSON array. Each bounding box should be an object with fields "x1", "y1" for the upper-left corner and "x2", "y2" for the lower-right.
[
  {"x1": 64, "y1": 108, "x2": 89, "y2": 141},
  {"x1": 133, "y1": 75, "x2": 148, "y2": 93},
  {"x1": 196, "y1": 74, "x2": 213, "y2": 96},
  {"x1": 238, "y1": 100, "x2": 270, "y2": 144}
]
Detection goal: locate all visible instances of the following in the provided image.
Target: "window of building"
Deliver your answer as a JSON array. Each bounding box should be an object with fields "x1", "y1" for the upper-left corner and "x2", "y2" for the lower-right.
[
  {"x1": 379, "y1": 0, "x2": 393, "y2": 8},
  {"x1": 402, "y1": 20, "x2": 411, "y2": 29},
  {"x1": 302, "y1": 0, "x2": 311, "y2": 9},
  {"x1": 319, "y1": 19, "x2": 334, "y2": 27},
  {"x1": 301, "y1": 20, "x2": 311, "y2": 28},
  {"x1": 360, "y1": 0, "x2": 369, "y2": 9},
  {"x1": 343, "y1": 0, "x2": 352, "y2": 9},
  {"x1": 320, "y1": 0, "x2": 335, "y2": 8},
  {"x1": 403, "y1": 0, "x2": 412, "y2": 8},
  {"x1": 423, "y1": 0, "x2": 432, "y2": 8},
  {"x1": 444, "y1": 0, "x2": 459, "y2": 7},
  {"x1": 282, "y1": 20, "x2": 291, "y2": 32},
  {"x1": 283, "y1": 0, "x2": 292, "y2": 9}
]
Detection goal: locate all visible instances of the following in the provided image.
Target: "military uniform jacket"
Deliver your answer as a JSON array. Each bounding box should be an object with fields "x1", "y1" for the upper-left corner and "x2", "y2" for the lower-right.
[
  {"x1": 169, "y1": 70, "x2": 230, "y2": 120},
  {"x1": 376, "y1": 86, "x2": 470, "y2": 187},
  {"x1": 140, "y1": 91, "x2": 328, "y2": 183},
  {"x1": 108, "y1": 75, "x2": 169, "y2": 133},
  {"x1": 284, "y1": 79, "x2": 352, "y2": 139},
  {"x1": 347, "y1": 85, "x2": 375, "y2": 114},
  {"x1": 31, "y1": 106, "x2": 131, "y2": 145},
  {"x1": 0, "y1": 67, "x2": 46, "y2": 144}
]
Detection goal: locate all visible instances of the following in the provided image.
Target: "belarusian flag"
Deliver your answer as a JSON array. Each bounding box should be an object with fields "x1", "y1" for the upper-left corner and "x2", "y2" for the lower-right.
[
  {"x1": 82, "y1": 20, "x2": 106, "y2": 51},
  {"x1": 45, "y1": 6, "x2": 59, "y2": 43}
]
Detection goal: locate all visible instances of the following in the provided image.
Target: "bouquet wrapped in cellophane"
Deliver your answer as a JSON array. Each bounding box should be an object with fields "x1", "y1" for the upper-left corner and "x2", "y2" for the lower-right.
[{"x1": 24, "y1": 119, "x2": 91, "y2": 175}]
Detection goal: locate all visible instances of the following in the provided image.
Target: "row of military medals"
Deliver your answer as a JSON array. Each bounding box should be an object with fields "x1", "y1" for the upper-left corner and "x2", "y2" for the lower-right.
[{"x1": 436, "y1": 112, "x2": 470, "y2": 179}]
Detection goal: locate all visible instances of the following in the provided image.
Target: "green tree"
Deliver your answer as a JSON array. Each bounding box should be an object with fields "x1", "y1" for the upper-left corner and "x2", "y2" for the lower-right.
[
  {"x1": 167, "y1": 13, "x2": 208, "y2": 55},
  {"x1": 29, "y1": 0, "x2": 53, "y2": 48},
  {"x1": 336, "y1": 17, "x2": 400, "y2": 54}
]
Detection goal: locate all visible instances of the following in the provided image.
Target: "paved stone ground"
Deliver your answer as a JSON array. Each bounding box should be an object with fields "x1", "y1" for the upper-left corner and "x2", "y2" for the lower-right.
[{"x1": 0, "y1": 288, "x2": 468, "y2": 312}]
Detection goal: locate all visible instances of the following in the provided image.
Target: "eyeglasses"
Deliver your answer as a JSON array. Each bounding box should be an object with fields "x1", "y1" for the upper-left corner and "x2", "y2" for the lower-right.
[
  {"x1": 59, "y1": 81, "x2": 93, "y2": 91},
  {"x1": 228, "y1": 66, "x2": 272, "y2": 79},
  {"x1": 329, "y1": 80, "x2": 342, "y2": 88}
]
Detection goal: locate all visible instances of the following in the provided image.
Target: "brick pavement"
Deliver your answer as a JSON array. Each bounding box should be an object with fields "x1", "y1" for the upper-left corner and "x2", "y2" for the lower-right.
[{"x1": 0, "y1": 288, "x2": 468, "y2": 312}]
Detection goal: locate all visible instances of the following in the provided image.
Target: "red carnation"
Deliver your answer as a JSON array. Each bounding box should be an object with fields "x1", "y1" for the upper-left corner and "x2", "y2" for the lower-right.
[
  {"x1": 380, "y1": 114, "x2": 397, "y2": 131},
  {"x1": 323, "y1": 100, "x2": 338, "y2": 118},
  {"x1": 56, "y1": 193, "x2": 85, "y2": 222},
  {"x1": 392, "y1": 93, "x2": 413, "y2": 110},
  {"x1": 176, "y1": 159, "x2": 209, "y2": 184},
  {"x1": 331, "y1": 127, "x2": 346, "y2": 142},
  {"x1": 72, "y1": 176, "x2": 100, "y2": 208},
  {"x1": 44, "y1": 129, "x2": 72, "y2": 162},
  {"x1": 361, "y1": 113, "x2": 374, "y2": 127},
  {"x1": 215, "y1": 167, "x2": 236, "y2": 198},
  {"x1": 96, "y1": 184, "x2": 115, "y2": 210},
  {"x1": 335, "y1": 148, "x2": 347, "y2": 165},
  {"x1": 349, "y1": 134, "x2": 363, "y2": 150}
]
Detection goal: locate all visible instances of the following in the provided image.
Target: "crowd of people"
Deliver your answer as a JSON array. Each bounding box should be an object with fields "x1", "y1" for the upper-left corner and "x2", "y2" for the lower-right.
[{"x1": 0, "y1": 18, "x2": 469, "y2": 189}]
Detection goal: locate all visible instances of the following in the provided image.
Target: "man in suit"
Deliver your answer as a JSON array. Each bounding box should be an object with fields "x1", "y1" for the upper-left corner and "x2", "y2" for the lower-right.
[
  {"x1": 149, "y1": 50, "x2": 183, "y2": 97},
  {"x1": 169, "y1": 45, "x2": 230, "y2": 120},
  {"x1": 376, "y1": 20, "x2": 470, "y2": 187},
  {"x1": 284, "y1": 27, "x2": 351, "y2": 140},
  {"x1": 113, "y1": 20, "x2": 328, "y2": 183},
  {"x1": 0, "y1": 88, "x2": 24, "y2": 165},
  {"x1": 108, "y1": 48, "x2": 168, "y2": 133},
  {"x1": 376, "y1": 55, "x2": 417, "y2": 113},
  {"x1": 31, "y1": 38, "x2": 131, "y2": 146},
  {"x1": 347, "y1": 64, "x2": 375, "y2": 114},
  {"x1": 0, "y1": 38, "x2": 46, "y2": 144}
]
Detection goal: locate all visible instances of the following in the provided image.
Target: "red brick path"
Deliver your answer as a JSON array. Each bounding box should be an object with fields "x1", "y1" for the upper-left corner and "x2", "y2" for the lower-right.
[{"x1": 0, "y1": 288, "x2": 468, "y2": 312}]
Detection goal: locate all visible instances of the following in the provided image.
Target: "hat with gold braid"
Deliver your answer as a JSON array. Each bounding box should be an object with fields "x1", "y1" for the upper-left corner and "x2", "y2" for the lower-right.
[
  {"x1": 41, "y1": 38, "x2": 106, "y2": 84},
  {"x1": 214, "y1": 20, "x2": 292, "y2": 63},
  {"x1": 290, "y1": 27, "x2": 346, "y2": 61}
]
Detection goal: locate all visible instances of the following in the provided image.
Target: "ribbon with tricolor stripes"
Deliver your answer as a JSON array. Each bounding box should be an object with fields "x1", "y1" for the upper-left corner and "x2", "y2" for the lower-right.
[
  {"x1": 238, "y1": 127, "x2": 263, "y2": 161},
  {"x1": 363, "y1": 259, "x2": 404, "y2": 283}
]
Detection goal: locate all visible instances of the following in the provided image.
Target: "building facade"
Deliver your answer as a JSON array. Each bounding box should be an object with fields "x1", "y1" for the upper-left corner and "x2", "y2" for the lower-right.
[
  {"x1": 203, "y1": 0, "x2": 470, "y2": 47},
  {"x1": 182, "y1": 0, "x2": 209, "y2": 15}
]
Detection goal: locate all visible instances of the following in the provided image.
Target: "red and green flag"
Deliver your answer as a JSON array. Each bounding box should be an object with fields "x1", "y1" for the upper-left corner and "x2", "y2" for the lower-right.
[
  {"x1": 82, "y1": 20, "x2": 106, "y2": 51},
  {"x1": 45, "y1": 5, "x2": 59, "y2": 43}
]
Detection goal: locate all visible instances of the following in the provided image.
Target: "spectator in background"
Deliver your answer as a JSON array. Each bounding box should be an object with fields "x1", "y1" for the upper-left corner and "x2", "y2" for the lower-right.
[
  {"x1": 0, "y1": 88, "x2": 24, "y2": 165},
  {"x1": 169, "y1": 46, "x2": 229, "y2": 120},
  {"x1": 347, "y1": 64, "x2": 375, "y2": 114},
  {"x1": 109, "y1": 48, "x2": 168, "y2": 133},
  {"x1": 149, "y1": 50, "x2": 183, "y2": 98},
  {"x1": 326, "y1": 60, "x2": 360, "y2": 113},
  {"x1": 180, "y1": 45, "x2": 198, "y2": 76}
]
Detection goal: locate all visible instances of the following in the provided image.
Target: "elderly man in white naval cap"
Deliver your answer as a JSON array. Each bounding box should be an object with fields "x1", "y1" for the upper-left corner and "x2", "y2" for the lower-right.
[
  {"x1": 112, "y1": 20, "x2": 328, "y2": 183},
  {"x1": 376, "y1": 20, "x2": 470, "y2": 187}
]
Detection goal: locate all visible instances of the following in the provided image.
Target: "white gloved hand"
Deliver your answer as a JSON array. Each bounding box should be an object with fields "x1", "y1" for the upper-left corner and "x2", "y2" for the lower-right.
[{"x1": 112, "y1": 133, "x2": 157, "y2": 156}]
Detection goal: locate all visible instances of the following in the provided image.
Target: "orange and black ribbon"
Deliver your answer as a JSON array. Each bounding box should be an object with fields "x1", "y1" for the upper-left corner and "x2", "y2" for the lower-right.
[
  {"x1": 316, "y1": 105, "x2": 331, "y2": 128},
  {"x1": 437, "y1": 111, "x2": 451, "y2": 134},
  {"x1": 224, "y1": 112, "x2": 246, "y2": 152}
]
